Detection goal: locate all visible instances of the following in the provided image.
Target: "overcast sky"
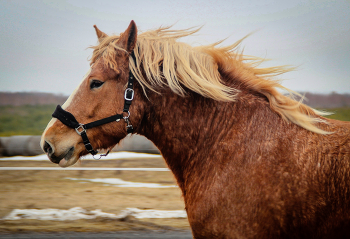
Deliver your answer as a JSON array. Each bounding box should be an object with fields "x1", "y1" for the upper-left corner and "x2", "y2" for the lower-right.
[{"x1": 0, "y1": 0, "x2": 349, "y2": 95}]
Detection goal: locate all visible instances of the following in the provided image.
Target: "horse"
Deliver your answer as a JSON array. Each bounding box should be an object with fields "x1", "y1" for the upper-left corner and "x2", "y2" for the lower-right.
[{"x1": 41, "y1": 20, "x2": 350, "y2": 238}]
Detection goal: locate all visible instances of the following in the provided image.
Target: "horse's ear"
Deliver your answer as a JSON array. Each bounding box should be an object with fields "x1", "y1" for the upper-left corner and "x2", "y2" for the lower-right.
[
  {"x1": 118, "y1": 20, "x2": 137, "y2": 53},
  {"x1": 93, "y1": 25, "x2": 107, "y2": 42}
]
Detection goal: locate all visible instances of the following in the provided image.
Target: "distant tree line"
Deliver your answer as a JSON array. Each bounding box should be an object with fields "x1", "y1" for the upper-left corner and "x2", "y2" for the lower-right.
[
  {"x1": 0, "y1": 92, "x2": 67, "y2": 106},
  {"x1": 302, "y1": 92, "x2": 350, "y2": 108}
]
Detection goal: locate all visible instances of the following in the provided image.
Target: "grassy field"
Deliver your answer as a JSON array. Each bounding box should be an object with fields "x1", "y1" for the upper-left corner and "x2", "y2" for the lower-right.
[
  {"x1": 320, "y1": 107, "x2": 350, "y2": 122},
  {"x1": 0, "y1": 105, "x2": 57, "y2": 136},
  {"x1": 0, "y1": 105, "x2": 349, "y2": 137}
]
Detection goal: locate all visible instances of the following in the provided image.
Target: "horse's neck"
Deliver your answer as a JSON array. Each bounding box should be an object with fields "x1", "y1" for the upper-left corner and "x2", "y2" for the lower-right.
[{"x1": 139, "y1": 89, "x2": 280, "y2": 189}]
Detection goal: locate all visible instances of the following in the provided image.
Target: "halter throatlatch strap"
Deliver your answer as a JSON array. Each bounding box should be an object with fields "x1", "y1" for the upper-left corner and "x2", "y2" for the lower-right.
[
  {"x1": 122, "y1": 51, "x2": 136, "y2": 134},
  {"x1": 123, "y1": 52, "x2": 136, "y2": 113},
  {"x1": 51, "y1": 51, "x2": 136, "y2": 158}
]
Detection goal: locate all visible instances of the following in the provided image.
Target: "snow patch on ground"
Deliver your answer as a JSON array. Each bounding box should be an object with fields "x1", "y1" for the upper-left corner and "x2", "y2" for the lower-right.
[
  {"x1": 2, "y1": 207, "x2": 187, "y2": 221},
  {"x1": 65, "y1": 177, "x2": 177, "y2": 188}
]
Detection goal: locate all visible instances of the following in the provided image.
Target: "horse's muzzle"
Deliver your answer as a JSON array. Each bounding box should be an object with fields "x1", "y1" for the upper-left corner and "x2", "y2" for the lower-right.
[{"x1": 43, "y1": 141, "x2": 74, "y2": 165}]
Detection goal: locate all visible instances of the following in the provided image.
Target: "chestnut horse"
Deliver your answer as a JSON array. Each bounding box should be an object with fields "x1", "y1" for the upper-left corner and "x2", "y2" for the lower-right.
[{"x1": 41, "y1": 21, "x2": 350, "y2": 238}]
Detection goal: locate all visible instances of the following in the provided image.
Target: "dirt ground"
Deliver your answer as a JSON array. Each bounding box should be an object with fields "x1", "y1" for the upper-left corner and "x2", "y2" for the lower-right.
[{"x1": 0, "y1": 156, "x2": 190, "y2": 233}]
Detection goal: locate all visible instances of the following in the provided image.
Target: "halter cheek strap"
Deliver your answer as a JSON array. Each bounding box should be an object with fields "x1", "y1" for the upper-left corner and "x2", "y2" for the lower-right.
[{"x1": 51, "y1": 52, "x2": 136, "y2": 158}]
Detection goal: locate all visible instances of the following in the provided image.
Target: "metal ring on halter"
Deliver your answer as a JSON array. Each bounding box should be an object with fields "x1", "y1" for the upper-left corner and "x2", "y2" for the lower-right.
[
  {"x1": 92, "y1": 150, "x2": 110, "y2": 160},
  {"x1": 92, "y1": 154, "x2": 103, "y2": 160},
  {"x1": 123, "y1": 111, "x2": 131, "y2": 120}
]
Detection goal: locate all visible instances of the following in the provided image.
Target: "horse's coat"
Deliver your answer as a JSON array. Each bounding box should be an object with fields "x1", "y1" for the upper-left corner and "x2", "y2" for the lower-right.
[{"x1": 41, "y1": 21, "x2": 350, "y2": 238}]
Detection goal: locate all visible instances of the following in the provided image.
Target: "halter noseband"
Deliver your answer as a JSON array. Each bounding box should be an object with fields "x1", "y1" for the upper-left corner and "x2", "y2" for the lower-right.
[{"x1": 51, "y1": 52, "x2": 136, "y2": 159}]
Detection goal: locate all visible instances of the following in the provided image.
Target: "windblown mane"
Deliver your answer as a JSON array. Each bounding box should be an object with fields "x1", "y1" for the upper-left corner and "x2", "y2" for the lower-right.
[{"x1": 90, "y1": 26, "x2": 329, "y2": 134}]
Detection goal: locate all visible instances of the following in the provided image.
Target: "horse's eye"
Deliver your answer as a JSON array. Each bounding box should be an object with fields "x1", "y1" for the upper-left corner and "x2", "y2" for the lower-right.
[{"x1": 90, "y1": 80, "x2": 104, "y2": 89}]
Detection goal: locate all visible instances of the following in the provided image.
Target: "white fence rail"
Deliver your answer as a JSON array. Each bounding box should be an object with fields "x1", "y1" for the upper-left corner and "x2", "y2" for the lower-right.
[{"x1": 0, "y1": 167, "x2": 169, "y2": 171}]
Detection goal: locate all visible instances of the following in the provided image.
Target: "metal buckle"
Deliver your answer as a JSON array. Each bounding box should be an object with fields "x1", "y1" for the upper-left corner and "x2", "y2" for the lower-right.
[
  {"x1": 123, "y1": 111, "x2": 133, "y2": 134},
  {"x1": 75, "y1": 124, "x2": 86, "y2": 135},
  {"x1": 123, "y1": 111, "x2": 130, "y2": 120},
  {"x1": 124, "y1": 88, "x2": 134, "y2": 101}
]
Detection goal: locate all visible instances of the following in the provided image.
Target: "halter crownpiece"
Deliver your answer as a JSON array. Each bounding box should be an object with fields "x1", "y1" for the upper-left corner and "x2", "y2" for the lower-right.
[{"x1": 51, "y1": 52, "x2": 136, "y2": 159}]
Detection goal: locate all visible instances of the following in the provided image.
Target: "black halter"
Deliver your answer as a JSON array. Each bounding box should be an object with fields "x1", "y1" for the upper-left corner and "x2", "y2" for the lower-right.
[{"x1": 52, "y1": 53, "x2": 136, "y2": 159}]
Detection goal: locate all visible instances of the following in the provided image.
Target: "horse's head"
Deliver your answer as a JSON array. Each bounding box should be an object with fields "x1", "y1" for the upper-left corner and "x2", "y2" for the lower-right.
[{"x1": 41, "y1": 21, "x2": 145, "y2": 167}]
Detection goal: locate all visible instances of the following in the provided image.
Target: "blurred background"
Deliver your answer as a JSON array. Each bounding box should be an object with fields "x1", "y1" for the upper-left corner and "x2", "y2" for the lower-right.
[{"x1": 0, "y1": 0, "x2": 349, "y2": 236}]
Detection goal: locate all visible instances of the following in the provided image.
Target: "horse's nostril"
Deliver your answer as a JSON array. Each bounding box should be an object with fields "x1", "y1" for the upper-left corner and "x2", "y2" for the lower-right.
[{"x1": 43, "y1": 141, "x2": 53, "y2": 156}]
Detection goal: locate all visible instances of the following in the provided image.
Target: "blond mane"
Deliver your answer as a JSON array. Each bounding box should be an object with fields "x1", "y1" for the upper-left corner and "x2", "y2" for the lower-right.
[{"x1": 90, "y1": 26, "x2": 330, "y2": 134}]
